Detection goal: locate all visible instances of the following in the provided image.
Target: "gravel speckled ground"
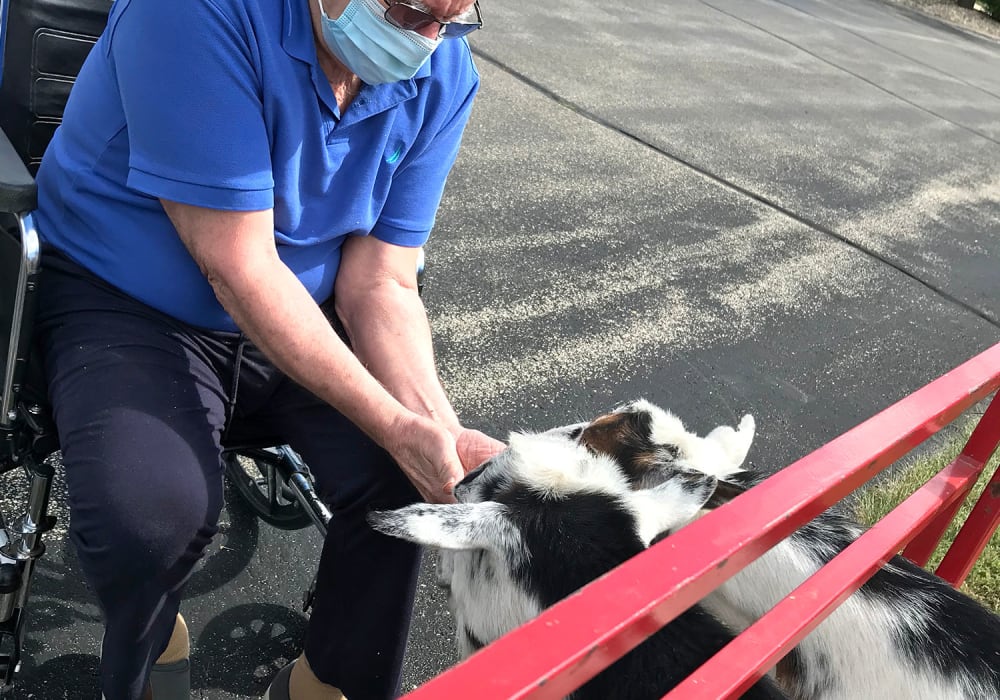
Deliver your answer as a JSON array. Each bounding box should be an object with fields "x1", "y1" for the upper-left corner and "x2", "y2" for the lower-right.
[{"x1": 881, "y1": 0, "x2": 1000, "y2": 40}]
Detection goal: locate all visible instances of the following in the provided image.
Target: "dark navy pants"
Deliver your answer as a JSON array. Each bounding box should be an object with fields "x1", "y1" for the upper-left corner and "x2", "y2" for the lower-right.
[{"x1": 35, "y1": 254, "x2": 422, "y2": 700}]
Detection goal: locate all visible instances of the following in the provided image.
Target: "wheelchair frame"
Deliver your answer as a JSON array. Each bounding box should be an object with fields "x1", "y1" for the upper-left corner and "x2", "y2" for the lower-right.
[{"x1": 0, "y1": 195, "x2": 49, "y2": 698}]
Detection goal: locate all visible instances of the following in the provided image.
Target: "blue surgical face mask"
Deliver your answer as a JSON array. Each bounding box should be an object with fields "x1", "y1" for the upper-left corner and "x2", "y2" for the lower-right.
[{"x1": 318, "y1": 0, "x2": 442, "y2": 85}]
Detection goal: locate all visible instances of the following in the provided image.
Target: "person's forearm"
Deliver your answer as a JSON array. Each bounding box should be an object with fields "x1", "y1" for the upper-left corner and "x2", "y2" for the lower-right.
[
  {"x1": 163, "y1": 201, "x2": 468, "y2": 501},
  {"x1": 205, "y1": 253, "x2": 408, "y2": 449},
  {"x1": 335, "y1": 279, "x2": 461, "y2": 436}
]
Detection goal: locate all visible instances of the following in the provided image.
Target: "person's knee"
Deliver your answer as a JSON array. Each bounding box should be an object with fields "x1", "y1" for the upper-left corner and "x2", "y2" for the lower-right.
[
  {"x1": 336, "y1": 453, "x2": 421, "y2": 516},
  {"x1": 70, "y1": 469, "x2": 223, "y2": 590},
  {"x1": 306, "y1": 435, "x2": 421, "y2": 514},
  {"x1": 373, "y1": 464, "x2": 422, "y2": 510}
]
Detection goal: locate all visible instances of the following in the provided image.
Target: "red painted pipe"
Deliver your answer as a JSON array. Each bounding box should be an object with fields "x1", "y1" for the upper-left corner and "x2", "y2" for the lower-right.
[{"x1": 402, "y1": 344, "x2": 1000, "y2": 700}]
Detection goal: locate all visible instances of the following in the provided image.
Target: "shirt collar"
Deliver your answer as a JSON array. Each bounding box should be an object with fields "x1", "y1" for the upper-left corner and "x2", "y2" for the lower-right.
[{"x1": 283, "y1": 0, "x2": 318, "y2": 65}]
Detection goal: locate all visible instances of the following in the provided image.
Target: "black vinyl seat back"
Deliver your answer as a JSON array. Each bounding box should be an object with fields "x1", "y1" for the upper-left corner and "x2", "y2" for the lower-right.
[
  {"x1": 0, "y1": 0, "x2": 113, "y2": 172},
  {"x1": 1, "y1": 0, "x2": 110, "y2": 443}
]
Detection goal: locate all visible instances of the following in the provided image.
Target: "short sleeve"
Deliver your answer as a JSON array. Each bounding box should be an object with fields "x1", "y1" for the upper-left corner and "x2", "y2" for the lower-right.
[
  {"x1": 107, "y1": 0, "x2": 274, "y2": 210},
  {"x1": 370, "y1": 49, "x2": 479, "y2": 247}
]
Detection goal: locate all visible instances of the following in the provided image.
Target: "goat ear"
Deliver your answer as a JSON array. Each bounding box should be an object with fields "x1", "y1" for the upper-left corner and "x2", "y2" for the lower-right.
[
  {"x1": 367, "y1": 502, "x2": 514, "y2": 553},
  {"x1": 704, "y1": 414, "x2": 755, "y2": 469},
  {"x1": 629, "y1": 470, "x2": 718, "y2": 546}
]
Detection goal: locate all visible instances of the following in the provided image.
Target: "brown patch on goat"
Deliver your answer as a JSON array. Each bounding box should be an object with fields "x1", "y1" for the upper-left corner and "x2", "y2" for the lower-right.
[
  {"x1": 579, "y1": 412, "x2": 639, "y2": 456},
  {"x1": 579, "y1": 410, "x2": 661, "y2": 484}
]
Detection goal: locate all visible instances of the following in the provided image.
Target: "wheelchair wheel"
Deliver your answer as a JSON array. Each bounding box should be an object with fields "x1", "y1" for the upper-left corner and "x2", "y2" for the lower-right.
[{"x1": 223, "y1": 450, "x2": 314, "y2": 531}]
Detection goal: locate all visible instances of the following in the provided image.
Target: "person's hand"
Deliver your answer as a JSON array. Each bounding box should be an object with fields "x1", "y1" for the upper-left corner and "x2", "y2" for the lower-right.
[
  {"x1": 455, "y1": 428, "x2": 505, "y2": 473},
  {"x1": 384, "y1": 413, "x2": 465, "y2": 504}
]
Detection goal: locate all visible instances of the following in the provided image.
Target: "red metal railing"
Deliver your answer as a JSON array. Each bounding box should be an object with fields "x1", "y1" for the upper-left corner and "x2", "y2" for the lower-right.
[{"x1": 401, "y1": 342, "x2": 1000, "y2": 700}]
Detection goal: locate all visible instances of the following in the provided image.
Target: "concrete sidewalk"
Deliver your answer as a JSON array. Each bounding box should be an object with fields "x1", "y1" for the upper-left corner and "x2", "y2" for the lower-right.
[
  {"x1": 432, "y1": 0, "x2": 1000, "y2": 445},
  {"x1": 14, "y1": 0, "x2": 1000, "y2": 697}
]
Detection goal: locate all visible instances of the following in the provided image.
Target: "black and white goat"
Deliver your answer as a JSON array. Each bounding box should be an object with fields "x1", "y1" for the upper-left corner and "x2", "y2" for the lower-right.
[
  {"x1": 574, "y1": 399, "x2": 1000, "y2": 700},
  {"x1": 369, "y1": 431, "x2": 788, "y2": 700}
]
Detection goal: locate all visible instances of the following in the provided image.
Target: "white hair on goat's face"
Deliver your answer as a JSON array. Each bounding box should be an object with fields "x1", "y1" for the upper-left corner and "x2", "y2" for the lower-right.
[
  {"x1": 506, "y1": 432, "x2": 628, "y2": 500},
  {"x1": 541, "y1": 420, "x2": 587, "y2": 440},
  {"x1": 453, "y1": 428, "x2": 619, "y2": 505},
  {"x1": 368, "y1": 430, "x2": 719, "y2": 658},
  {"x1": 572, "y1": 399, "x2": 755, "y2": 488},
  {"x1": 626, "y1": 399, "x2": 755, "y2": 478}
]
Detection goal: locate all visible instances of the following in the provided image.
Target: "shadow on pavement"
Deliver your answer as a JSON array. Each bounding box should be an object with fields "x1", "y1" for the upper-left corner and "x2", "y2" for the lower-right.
[
  {"x1": 10, "y1": 475, "x2": 285, "y2": 698},
  {"x1": 19, "y1": 652, "x2": 100, "y2": 700},
  {"x1": 192, "y1": 603, "x2": 307, "y2": 698}
]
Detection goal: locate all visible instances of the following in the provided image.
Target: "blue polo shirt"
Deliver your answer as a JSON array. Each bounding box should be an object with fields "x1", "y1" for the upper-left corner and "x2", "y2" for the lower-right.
[{"x1": 35, "y1": 0, "x2": 479, "y2": 330}]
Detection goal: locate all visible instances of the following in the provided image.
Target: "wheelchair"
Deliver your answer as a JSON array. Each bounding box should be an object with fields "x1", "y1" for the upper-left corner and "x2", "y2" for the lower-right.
[{"x1": 0, "y1": 0, "x2": 422, "y2": 694}]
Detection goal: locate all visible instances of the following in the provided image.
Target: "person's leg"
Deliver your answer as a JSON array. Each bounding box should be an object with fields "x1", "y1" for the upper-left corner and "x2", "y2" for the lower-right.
[
  {"x1": 156, "y1": 614, "x2": 190, "y2": 665},
  {"x1": 257, "y1": 373, "x2": 422, "y2": 700},
  {"x1": 36, "y1": 260, "x2": 234, "y2": 700},
  {"x1": 149, "y1": 613, "x2": 192, "y2": 698}
]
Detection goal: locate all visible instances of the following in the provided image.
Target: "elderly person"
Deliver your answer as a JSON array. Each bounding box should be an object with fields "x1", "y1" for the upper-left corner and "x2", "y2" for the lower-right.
[{"x1": 32, "y1": 0, "x2": 504, "y2": 696}]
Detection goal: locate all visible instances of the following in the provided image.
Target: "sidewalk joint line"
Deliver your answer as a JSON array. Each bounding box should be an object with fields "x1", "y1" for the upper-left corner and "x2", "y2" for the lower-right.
[
  {"x1": 700, "y1": 0, "x2": 1000, "y2": 148},
  {"x1": 470, "y1": 46, "x2": 1000, "y2": 331},
  {"x1": 767, "y1": 0, "x2": 1000, "y2": 103}
]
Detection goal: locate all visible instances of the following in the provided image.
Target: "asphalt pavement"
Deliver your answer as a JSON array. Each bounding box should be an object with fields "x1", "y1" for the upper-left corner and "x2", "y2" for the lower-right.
[{"x1": 8, "y1": 0, "x2": 1000, "y2": 697}]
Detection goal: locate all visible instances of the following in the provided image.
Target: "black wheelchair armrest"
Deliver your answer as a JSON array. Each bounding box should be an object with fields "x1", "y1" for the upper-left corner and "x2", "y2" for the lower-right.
[{"x1": 0, "y1": 128, "x2": 37, "y2": 215}]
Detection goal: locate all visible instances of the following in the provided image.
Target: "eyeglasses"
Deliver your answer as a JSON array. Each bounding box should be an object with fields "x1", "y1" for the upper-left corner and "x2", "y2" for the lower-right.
[{"x1": 383, "y1": 0, "x2": 483, "y2": 39}]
